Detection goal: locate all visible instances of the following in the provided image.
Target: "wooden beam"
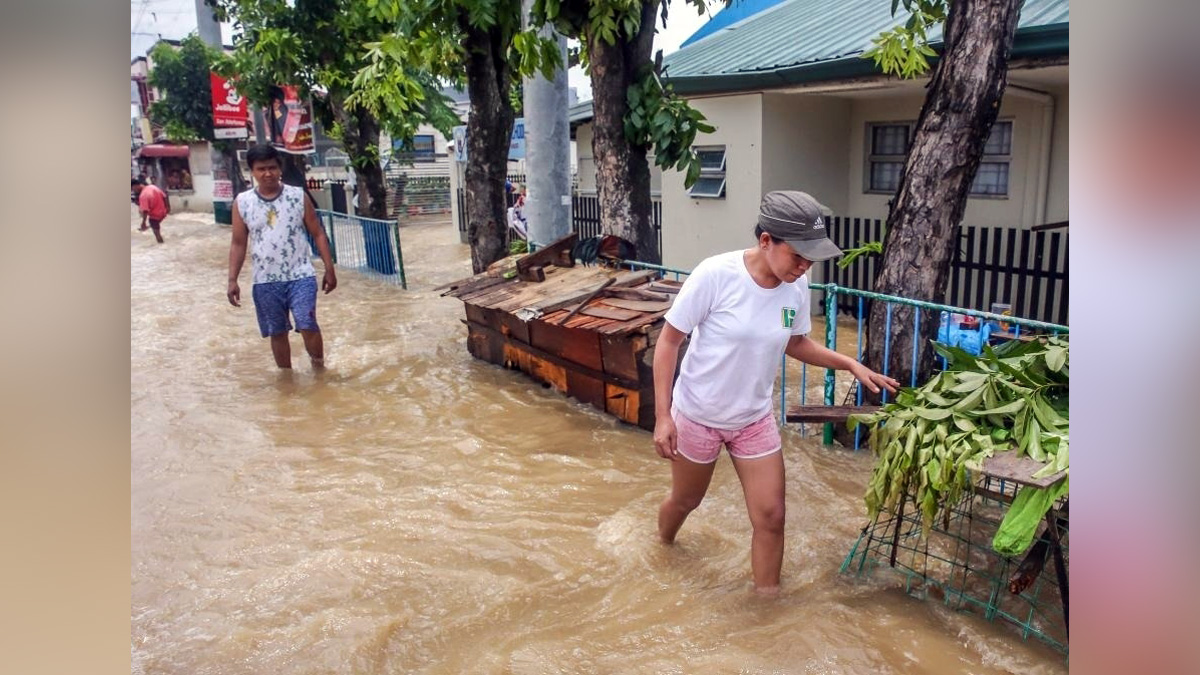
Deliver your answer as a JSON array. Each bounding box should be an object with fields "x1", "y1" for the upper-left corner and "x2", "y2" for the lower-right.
[
  {"x1": 516, "y1": 233, "x2": 577, "y2": 281},
  {"x1": 466, "y1": 319, "x2": 642, "y2": 390},
  {"x1": 603, "y1": 287, "x2": 670, "y2": 302},
  {"x1": 785, "y1": 405, "x2": 881, "y2": 423},
  {"x1": 530, "y1": 269, "x2": 659, "y2": 315}
]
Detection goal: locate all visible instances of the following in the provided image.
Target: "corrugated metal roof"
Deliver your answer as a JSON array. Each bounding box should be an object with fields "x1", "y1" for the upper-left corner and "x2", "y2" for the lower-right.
[
  {"x1": 568, "y1": 100, "x2": 593, "y2": 124},
  {"x1": 680, "y1": 0, "x2": 791, "y2": 49},
  {"x1": 663, "y1": 0, "x2": 1069, "y2": 80}
]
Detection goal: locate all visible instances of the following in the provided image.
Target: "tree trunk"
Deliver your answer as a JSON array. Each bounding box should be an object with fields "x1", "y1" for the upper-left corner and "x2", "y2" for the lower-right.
[
  {"x1": 861, "y1": 0, "x2": 1022, "y2": 399},
  {"x1": 332, "y1": 97, "x2": 388, "y2": 220},
  {"x1": 586, "y1": 0, "x2": 660, "y2": 264},
  {"x1": 461, "y1": 18, "x2": 516, "y2": 274},
  {"x1": 278, "y1": 153, "x2": 308, "y2": 194}
]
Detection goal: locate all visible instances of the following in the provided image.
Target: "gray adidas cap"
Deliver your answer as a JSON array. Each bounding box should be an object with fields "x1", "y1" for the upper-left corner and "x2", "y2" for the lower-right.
[{"x1": 757, "y1": 190, "x2": 842, "y2": 262}]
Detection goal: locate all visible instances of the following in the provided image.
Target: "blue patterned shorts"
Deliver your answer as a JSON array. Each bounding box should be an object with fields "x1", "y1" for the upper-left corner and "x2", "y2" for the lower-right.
[{"x1": 251, "y1": 276, "x2": 319, "y2": 337}]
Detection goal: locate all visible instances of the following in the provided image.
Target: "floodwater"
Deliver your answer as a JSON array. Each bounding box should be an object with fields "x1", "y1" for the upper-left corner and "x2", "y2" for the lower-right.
[{"x1": 131, "y1": 208, "x2": 1067, "y2": 674}]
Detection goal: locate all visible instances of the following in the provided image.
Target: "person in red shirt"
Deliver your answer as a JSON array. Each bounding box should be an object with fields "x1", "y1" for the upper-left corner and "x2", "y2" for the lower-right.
[{"x1": 132, "y1": 177, "x2": 169, "y2": 243}]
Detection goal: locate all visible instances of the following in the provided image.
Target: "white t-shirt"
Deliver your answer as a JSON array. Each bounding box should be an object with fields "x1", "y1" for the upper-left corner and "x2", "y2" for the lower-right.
[
  {"x1": 235, "y1": 184, "x2": 316, "y2": 285},
  {"x1": 664, "y1": 250, "x2": 812, "y2": 429}
]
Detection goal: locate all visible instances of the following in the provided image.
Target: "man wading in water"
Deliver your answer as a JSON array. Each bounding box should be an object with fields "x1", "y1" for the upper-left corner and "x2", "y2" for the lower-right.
[
  {"x1": 227, "y1": 144, "x2": 337, "y2": 369},
  {"x1": 653, "y1": 190, "x2": 899, "y2": 596}
]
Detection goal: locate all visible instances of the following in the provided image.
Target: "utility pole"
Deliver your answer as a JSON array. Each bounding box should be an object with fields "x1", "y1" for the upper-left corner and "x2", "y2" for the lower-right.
[
  {"x1": 195, "y1": 0, "x2": 241, "y2": 216},
  {"x1": 521, "y1": 0, "x2": 572, "y2": 245}
]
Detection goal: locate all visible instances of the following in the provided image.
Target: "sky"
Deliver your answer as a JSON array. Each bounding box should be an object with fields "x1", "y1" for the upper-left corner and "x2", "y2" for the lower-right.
[{"x1": 130, "y1": 0, "x2": 723, "y2": 104}]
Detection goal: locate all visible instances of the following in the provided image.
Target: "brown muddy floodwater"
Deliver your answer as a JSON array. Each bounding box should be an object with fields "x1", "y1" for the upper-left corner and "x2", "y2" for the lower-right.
[{"x1": 131, "y1": 208, "x2": 1067, "y2": 674}]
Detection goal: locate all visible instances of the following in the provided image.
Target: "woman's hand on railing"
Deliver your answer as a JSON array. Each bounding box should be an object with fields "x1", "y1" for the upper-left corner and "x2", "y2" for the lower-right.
[{"x1": 850, "y1": 362, "x2": 899, "y2": 396}]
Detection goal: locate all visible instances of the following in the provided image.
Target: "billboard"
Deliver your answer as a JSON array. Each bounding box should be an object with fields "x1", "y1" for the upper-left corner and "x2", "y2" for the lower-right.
[
  {"x1": 452, "y1": 118, "x2": 525, "y2": 162},
  {"x1": 266, "y1": 85, "x2": 314, "y2": 154},
  {"x1": 209, "y1": 73, "x2": 248, "y2": 139},
  {"x1": 391, "y1": 134, "x2": 436, "y2": 162}
]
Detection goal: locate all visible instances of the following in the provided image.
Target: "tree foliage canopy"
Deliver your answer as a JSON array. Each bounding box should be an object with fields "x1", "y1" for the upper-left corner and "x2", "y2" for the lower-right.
[
  {"x1": 346, "y1": 0, "x2": 562, "y2": 130},
  {"x1": 147, "y1": 35, "x2": 223, "y2": 144},
  {"x1": 209, "y1": 0, "x2": 459, "y2": 159},
  {"x1": 529, "y1": 0, "x2": 716, "y2": 187}
]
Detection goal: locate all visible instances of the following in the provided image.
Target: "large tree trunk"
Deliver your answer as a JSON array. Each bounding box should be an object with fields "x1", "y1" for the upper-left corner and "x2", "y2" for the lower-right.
[
  {"x1": 461, "y1": 18, "x2": 516, "y2": 274},
  {"x1": 862, "y1": 0, "x2": 1022, "y2": 399},
  {"x1": 586, "y1": 0, "x2": 660, "y2": 264},
  {"x1": 332, "y1": 97, "x2": 388, "y2": 219}
]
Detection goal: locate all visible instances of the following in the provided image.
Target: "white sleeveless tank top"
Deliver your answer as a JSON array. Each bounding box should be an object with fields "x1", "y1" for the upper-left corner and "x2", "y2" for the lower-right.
[{"x1": 235, "y1": 184, "x2": 316, "y2": 285}]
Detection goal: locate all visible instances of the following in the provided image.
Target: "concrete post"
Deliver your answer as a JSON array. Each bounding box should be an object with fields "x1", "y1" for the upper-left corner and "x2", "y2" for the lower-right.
[
  {"x1": 521, "y1": 0, "x2": 572, "y2": 246},
  {"x1": 195, "y1": 0, "x2": 234, "y2": 216}
]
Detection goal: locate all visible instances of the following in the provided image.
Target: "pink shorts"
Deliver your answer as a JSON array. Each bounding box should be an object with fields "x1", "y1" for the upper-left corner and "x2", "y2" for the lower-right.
[{"x1": 673, "y1": 410, "x2": 782, "y2": 464}]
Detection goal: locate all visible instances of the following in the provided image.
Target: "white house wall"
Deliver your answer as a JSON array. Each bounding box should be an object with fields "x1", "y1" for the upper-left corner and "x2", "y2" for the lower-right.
[
  {"x1": 573, "y1": 124, "x2": 661, "y2": 195},
  {"x1": 845, "y1": 89, "x2": 1066, "y2": 229},
  {"x1": 1044, "y1": 83, "x2": 1068, "y2": 224},
  {"x1": 575, "y1": 124, "x2": 596, "y2": 193},
  {"x1": 761, "y1": 93, "x2": 852, "y2": 214},
  {"x1": 661, "y1": 94, "x2": 764, "y2": 271}
]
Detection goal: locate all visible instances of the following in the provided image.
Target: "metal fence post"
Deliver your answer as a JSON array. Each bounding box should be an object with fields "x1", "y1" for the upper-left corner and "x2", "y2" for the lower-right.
[
  {"x1": 823, "y1": 284, "x2": 839, "y2": 445},
  {"x1": 394, "y1": 220, "x2": 407, "y2": 290},
  {"x1": 325, "y1": 211, "x2": 338, "y2": 264}
]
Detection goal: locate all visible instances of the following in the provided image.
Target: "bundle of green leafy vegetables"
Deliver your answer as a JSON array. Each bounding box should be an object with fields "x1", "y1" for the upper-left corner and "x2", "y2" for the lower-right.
[{"x1": 849, "y1": 336, "x2": 1068, "y2": 556}]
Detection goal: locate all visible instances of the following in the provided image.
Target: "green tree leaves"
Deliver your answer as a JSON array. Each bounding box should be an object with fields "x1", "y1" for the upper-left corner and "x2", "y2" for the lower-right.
[
  {"x1": 147, "y1": 35, "x2": 225, "y2": 143},
  {"x1": 623, "y1": 68, "x2": 715, "y2": 188},
  {"x1": 850, "y1": 335, "x2": 1069, "y2": 553},
  {"x1": 528, "y1": 0, "x2": 717, "y2": 188},
  {"x1": 863, "y1": 0, "x2": 947, "y2": 79}
]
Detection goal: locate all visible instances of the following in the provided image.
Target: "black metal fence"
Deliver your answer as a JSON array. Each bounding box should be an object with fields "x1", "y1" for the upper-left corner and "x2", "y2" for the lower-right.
[
  {"x1": 821, "y1": 216, "x2": 1069, "y2": 325},
  {"x1": 456, "y1": 186, "x2": 662, "y2": 254}
]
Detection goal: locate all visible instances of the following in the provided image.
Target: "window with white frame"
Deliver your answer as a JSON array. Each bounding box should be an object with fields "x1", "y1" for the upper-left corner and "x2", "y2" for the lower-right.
[
  {"x1": 865, "y1": 120, "x2": 1013, "y2": 197},
  {"x1": 689, "y1": 146, "x2": 726, "y2": 199}
]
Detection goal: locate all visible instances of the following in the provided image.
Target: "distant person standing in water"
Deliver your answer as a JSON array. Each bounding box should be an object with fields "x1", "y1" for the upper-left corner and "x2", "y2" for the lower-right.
[
  {"x1": 132, "y1": 176, "x2": 169, "y2": 243},
  {"x1": 227, "y1": 144, "x2": 337, "y2": 369}
]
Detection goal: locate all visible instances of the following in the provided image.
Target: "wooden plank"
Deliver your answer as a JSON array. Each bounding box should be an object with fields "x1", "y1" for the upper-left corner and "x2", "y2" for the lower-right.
[
  {"x1": 558, "y1": 312, "x2": 596, "y2": 329},
  {"x1": 580, "y1": 305, "x2": 640, "y2": 321},
  {"x1": 498, "y1": 309, "x2": 532, "y2": 344},
  {"x1": 554, "y1": 278, "x2": 618, "y2": 325},
  {"x1": 437, "y1": 275, "x2": 509, "y2": 297},
  {"x1": 528, "y1": 318, "x2": 604, "y2": 372},
  {"x1": 463, "y1": 284, "x2": 522, "y2": 308},
  {"x1": 979, "y1": 450, "x2": 1066, "y2": 489},
  {"x1": 464, "y1": 303, "x2": 499, "y2": 330},
  {"x1": 603, "y1": 287, "x2": 669, "y2": 302},
  {"x1": 605, "y1": 384, "x2": 641, "y2": 425},
  {"x1": 598, "y1": 297, "x2": 673, "y2": 313},
  {"x1": 785, "y1": 405, "x2": 881, "y2": 423},
  {"x1": 502, "y1": 341, "x2": 532, "y2": 372},
  {"x1": 1046, "y1": 231, "x2": 1063, "y2": 325},
  {"x1": 647, "y1": 281, "x2": 682, "y2": 294},
  {"x1": 975, "y1": 226, "x2": 989, "y2": 312},
  {"x1": 528, "y1": 354, "x2": 569, "y2": 393},
  {"x1": 566, "y1": 370, "x2": 607, "y2": 411},
  {"x1": 599, "y1": 308, "x2": 670, "y2": 335},
  {"x1": 466, "y1": 322, "x2": 503, "y2": 364},
  {"x1": 636, "y1": 385, "x2": 656, "y2": 430},
  {"x1": 1014, "y1": 229, "x2": 1031, "y2": 318},
  {"x1": 527, "y1": 269, "x2": 659, "y2": 315},
  {"x1": 495, "y1": 267, "x2": 612, "y2": 313},
  {"x1": 600, "y1": 334, "x2": 640, "y2": 382},
  {"x1": 516, "y1": 233, "x2": 577, "y2": 281},
  {"x1": 558, "y1": 304, "x2": 639, "y2": 321},
  {"x1": 468, "y1": 320, "x2": 641, "y2": 389}
]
